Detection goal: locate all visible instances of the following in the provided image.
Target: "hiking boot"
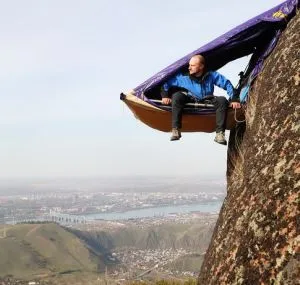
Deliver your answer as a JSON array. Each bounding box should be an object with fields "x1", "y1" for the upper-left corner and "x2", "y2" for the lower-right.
[
  {"x1": 170, "y1": 128, "x2": 181, "y2": 141},
  {"x1": 214, "y1": 131, "x2": 227, "y2": 145}
]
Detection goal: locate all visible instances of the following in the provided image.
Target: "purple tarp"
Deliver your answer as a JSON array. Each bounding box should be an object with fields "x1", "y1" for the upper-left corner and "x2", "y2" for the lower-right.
[{"x1": 133, "y1": 0, "x2": 298, "y2": 98}]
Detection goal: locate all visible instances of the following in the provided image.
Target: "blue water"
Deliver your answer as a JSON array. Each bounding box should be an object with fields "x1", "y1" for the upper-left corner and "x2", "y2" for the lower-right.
[{"x1": 85, "y1": 201, "x2": 222, "y2": 220}]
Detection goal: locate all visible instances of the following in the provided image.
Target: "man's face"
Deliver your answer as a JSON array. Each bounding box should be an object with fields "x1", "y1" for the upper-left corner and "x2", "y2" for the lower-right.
[{"x1": 189, "y1": 57, "x2": 204, "y2": 76}]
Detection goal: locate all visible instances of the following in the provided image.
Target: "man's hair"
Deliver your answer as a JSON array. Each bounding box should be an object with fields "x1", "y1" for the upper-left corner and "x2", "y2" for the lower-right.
[{"x1": 191, "y1": 54, "x2": 205, "y2": 65}]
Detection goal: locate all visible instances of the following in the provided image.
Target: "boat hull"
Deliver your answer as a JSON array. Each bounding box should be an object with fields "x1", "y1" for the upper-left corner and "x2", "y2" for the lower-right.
[{"x1": 121, "y1": 93, "x2": 244, "y2": 133}]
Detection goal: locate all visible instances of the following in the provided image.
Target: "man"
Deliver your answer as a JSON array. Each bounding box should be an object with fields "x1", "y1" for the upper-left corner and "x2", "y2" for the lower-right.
[{"x1": 161, "y1": 54, "x2": 241, "y2": 145}]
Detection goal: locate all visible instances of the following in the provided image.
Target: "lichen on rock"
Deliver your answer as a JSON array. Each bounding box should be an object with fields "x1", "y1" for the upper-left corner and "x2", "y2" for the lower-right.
[{"x1": 198, "y1": 10, "x2": 300, "y2": 285}]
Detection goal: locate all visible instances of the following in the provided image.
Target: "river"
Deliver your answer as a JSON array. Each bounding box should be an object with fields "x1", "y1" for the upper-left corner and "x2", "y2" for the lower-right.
[{"x1": 85, "y1": 201, "x2": 222, "y2": 220}]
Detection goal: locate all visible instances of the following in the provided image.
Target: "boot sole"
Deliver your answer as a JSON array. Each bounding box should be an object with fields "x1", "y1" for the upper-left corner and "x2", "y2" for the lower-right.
[
  {"x1": 170, "y1": 136, "x2": 180, "y2": 141},
  {"x1": 214, "y1": 139, "x2": 227, "y2": 145}
]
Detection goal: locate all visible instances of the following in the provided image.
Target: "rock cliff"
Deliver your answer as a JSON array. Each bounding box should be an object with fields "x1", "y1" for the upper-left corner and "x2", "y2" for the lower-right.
[{"x1": 198, "y1": 11, "x2": 299, "y2": 285}]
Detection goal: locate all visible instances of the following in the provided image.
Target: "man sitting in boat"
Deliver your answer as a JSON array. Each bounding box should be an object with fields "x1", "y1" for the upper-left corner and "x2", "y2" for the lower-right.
[{"x1": 161, "y1": 54, "x2": 241, "y2": 145}]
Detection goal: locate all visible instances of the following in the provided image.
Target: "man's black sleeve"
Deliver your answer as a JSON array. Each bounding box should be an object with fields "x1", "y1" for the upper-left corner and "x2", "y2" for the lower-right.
[
  {"x1": 230, "y1": 88, "x2": 240, "y2": 102},
  {"x1": 160, "y1": 86, "x2": 169, "y2": 98}
]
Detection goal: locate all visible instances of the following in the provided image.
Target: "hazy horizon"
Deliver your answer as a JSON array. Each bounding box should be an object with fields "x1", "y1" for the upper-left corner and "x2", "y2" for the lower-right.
[{"x1": 0, "y1": 174, "x2": 226, "y2": 195}]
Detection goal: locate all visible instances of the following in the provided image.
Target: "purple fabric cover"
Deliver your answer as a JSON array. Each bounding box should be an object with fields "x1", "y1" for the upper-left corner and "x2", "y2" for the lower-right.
[{"x1": 133, "y1": 0, "x2": 298, "y2": 98}]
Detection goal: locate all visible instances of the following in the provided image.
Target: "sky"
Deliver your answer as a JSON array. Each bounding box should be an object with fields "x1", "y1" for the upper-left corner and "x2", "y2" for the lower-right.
[{"x1": 0, "y1": 0, "x2": 284, "y2": 179}]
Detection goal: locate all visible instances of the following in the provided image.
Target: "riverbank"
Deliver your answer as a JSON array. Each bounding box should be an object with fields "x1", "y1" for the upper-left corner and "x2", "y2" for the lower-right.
[{"x1": 84, "y1": 201, "x2": 222, "y2": 220}]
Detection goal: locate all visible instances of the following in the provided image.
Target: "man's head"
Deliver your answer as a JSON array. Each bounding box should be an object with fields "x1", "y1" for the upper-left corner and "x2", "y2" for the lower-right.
[{"x1": 189, "y1": 55, "x2": 205, "y2": 77}]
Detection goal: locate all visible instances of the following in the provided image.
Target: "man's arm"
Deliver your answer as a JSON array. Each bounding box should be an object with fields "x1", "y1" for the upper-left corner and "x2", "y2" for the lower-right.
[
  {"x1": 161, "y1": 84, "x2": 172, "y2": 105},
  {"x1": 212, "y1": 71, "x2": 241, "y2": 108},
  {"x1": 160, "y1": 75, "x2": 180, "y2": 105}
]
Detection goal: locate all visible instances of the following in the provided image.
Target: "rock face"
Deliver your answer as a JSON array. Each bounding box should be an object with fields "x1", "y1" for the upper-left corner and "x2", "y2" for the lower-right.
[{"x1": 198, "y1": 12, "x2": 300, "y2": 285}]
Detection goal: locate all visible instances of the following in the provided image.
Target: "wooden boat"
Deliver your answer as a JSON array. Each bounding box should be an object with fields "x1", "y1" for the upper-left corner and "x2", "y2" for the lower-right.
[{"x1": 120, "y1": 92, "x2": 245, "y2": 133}]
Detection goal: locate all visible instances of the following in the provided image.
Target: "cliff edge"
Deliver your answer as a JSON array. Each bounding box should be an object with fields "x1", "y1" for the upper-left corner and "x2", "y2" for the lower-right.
[{"x1": 198, "y1": 11, "x2": 299, "y2": 285}]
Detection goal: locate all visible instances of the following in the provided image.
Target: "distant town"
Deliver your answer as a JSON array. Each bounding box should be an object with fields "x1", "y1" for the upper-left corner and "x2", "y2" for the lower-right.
[{"x1": 0, "y1": 176, "x2": 225, "y2": 225}]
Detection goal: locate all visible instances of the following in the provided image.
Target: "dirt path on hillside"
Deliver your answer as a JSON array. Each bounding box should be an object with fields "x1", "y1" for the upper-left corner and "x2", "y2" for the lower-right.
[{"x1": 26, "y1": 224, "x2": 42, "y2": 237}]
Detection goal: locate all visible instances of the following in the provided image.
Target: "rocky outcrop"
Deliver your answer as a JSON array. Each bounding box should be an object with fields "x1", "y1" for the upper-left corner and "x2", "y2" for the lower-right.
[{"x1": 198, "y1": 12, "x2": 299, "y2": 285}]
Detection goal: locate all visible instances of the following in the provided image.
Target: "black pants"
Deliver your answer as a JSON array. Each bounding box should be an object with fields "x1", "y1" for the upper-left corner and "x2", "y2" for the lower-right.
[{"x1": 171, "y1": 91, "x2": 228, "y2": 132}]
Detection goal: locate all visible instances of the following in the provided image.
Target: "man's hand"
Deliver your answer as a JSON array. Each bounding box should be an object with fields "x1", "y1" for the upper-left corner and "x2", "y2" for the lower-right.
[
  {"x1": 230, "y1": 102, "x2": 241, "y2": 109},
  {"x1": 162, "y1": 98, "x2": 172, "y2": 105}
]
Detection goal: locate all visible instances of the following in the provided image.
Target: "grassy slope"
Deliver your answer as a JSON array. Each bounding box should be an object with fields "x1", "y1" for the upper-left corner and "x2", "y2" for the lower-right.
[
  {"x1": 108, "y1": 222, "x2": 214, "y2": 252},
  {"x1": 0, "y1": 219, "x2": 215, "y2": 282},
  {"x1": 0, "y1": 223, "x2": 104, "y2": 279},
  {"x1": 166, "y1": 254, "x2": 204, "y2": 272}
]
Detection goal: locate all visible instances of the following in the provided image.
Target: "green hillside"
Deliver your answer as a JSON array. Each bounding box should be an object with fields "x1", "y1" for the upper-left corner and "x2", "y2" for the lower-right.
[
  {"x1": 0, "y1": 220, "x2": 214, "y2": 282},
  {"x1": 0, "y1": 223, "x2": 108, "y2": 279},
  {"x1": 71, "y1": 222, "x2": 214, "y2": 252},
  {"x1": 166, "y1": 254, "x2": 204, "y2": 272}
]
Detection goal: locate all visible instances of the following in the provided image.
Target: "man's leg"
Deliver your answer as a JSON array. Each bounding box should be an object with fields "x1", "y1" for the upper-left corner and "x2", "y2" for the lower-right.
[
  {"x1": 211, "y1": 96, "x2": 229, "y2": 145},
  {"x1": 171, "y1": 91, "x2": 190, "y2": 140}
]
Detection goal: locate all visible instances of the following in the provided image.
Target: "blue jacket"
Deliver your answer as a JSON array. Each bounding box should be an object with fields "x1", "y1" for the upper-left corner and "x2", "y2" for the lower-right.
[{"x1": 162, "y1": 71, "x2": 234, "y2": 100}]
